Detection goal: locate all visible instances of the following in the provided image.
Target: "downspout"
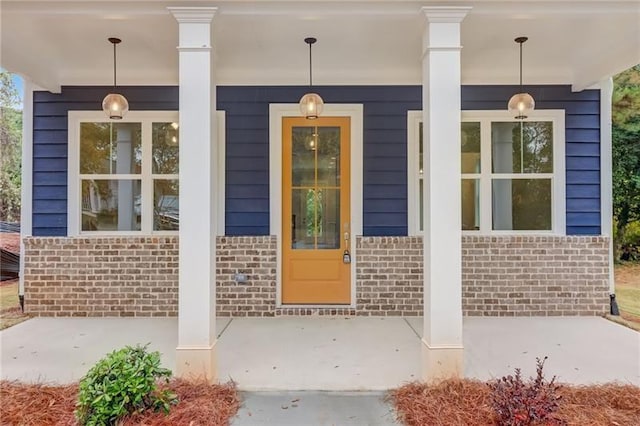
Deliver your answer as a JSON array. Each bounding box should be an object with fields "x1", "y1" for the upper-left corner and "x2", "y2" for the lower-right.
[
  {"x1": 19, "y1": 80, "x2": 34, "y2": 312},
  {"x1": 599, "y1": 77, "x2": 617, "y2": 314}
]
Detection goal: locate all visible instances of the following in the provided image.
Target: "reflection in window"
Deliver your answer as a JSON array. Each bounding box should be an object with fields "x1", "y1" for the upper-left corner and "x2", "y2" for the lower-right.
[
  {"x1": 461, "y1": 122, "x2": 481, "y2": 173},
  {"x1": 154, "y1": 179, "x2": 179, "y2": 231},
  {"x1": 80, "y1": 123, "x2": 142, "y2": 174},
  {"x1": 492, "y1": 122, "x2": 553, "y2": 174},
  {"x1": 152, "y1": 122, "x2": 179, "y2": 174},
  {"x1": 77, "y1": 116, "x2": 179, "y2": 233},
  {"x1": 492, "y1": 179, "x2": 552, "y2": 230},
  {"x1": 81, "y1": 179, "x2": 141, "y2": 231},
  {"x1": 462, "y1": 179, "x2": 480, "y2": 230}
]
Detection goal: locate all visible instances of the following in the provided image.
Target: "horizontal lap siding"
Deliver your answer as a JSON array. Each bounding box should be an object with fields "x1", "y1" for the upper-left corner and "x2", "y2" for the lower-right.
[
  {"x1": 33, "y1": 84, "x2": 599, "y2": 237},
  {"x1": 32, "y1": 86, "x2": 178, "y2": 236},
  {"x1": 462, "y1": 85, "x2": 601, "y2": 235},
  {"x1": 218, "y1": 86, "x2": 420, "y2": 236}
]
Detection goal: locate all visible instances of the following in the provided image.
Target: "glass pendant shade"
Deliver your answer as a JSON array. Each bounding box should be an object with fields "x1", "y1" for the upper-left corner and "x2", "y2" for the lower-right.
[
  {"x1": 102, "y1": 93, "x2": 129, "y2": 120},
  {"x1": 508, "y1": 92, "x2": 535, "y2": 120},
  {"x1": 508, "y1": 36, "x2": 535, "y2": 119},
  {"x1": 299, "y1": 92, "x2": 324, "y2": 119},
  {"x1": 103, "y1": 37, "x2": 128, "y2": 120}
]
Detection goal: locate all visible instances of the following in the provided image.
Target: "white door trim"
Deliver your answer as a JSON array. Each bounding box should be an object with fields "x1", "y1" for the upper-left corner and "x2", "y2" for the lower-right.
[{"x1": 269, "y1": 104, "x2": 363, "y2": 308}]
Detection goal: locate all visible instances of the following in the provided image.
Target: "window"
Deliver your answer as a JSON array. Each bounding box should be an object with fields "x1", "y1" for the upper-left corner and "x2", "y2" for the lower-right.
[
  {"x1": 69, "y1": 112, "x2": 180, "y2": 234},
  {"x1": 408, "y1": 110, "x2": 565, "y2": 235}
]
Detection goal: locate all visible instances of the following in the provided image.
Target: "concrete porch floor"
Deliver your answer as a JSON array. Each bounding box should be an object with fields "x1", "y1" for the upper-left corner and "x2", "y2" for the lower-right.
[{"x1": 1, "y1": 317, "x2": 638, "y2": 389}]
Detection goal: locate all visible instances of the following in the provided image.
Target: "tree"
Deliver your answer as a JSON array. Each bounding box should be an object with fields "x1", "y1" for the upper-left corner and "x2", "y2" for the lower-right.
[
  {"x1": 612, "y1": 65, "x2": 640, "y2": 252},
  {"x1": 0, "y1": 71, "x2": 22, "y2": 222}
]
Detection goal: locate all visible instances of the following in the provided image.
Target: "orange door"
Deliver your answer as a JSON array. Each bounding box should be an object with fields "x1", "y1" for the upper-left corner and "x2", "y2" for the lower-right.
[{"x1": 282, "y1": 117, "x2": 351, "y2": 304}]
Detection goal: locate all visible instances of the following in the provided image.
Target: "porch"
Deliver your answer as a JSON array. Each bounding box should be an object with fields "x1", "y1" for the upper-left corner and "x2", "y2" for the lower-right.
[{"x1": 2, "y1": 316, "x2": 638, "y2": 389}]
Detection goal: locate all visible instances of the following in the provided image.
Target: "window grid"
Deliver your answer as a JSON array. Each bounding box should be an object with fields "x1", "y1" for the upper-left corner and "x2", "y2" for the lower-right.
[
  {"x1": 74, "y1": 113, "x2": 179, "y2": 235},
  {"x1": 408, "y1": 110, "x2": 565, "y2": 235}
]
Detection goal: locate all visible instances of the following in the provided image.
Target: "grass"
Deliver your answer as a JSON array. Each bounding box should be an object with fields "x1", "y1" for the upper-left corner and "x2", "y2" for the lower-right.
[
  {"x1": 0, "y1": 279, "x2": 29, "y2": 330},
  {"x1": 612, "y1": 262, "x2": 640, "y2": 331}
]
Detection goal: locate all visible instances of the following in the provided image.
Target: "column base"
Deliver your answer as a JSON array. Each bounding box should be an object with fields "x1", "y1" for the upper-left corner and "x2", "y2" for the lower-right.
[
  {"x1": 176, "y1": 341, "x2": 218, "y2": 382},
  {"x1": 421, "y1": 339, "x2": 463, "y2": 382}
]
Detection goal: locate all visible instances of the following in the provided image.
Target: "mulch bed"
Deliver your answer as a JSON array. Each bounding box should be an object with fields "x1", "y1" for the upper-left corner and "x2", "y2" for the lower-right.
[
  {"x1": 390, "y1": 379, "x2": 640, "y2": 426},
  {"x1": 0, "y1": 378, "x2": 239, "y2": 426}
]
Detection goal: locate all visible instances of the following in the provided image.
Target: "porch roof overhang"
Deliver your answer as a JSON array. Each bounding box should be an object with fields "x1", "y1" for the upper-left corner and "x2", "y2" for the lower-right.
[{"x1": 1, "y1": 0, "x2": 638, "y2": 94}]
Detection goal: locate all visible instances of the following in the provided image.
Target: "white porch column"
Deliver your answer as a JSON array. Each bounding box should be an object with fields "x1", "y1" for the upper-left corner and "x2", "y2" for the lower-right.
[
  {"x1": 420, "y1": 6, "x2": 470, "y2": 381},
  {"x1": 169, "y1": 6, "x2": 218, "y2": 381}
]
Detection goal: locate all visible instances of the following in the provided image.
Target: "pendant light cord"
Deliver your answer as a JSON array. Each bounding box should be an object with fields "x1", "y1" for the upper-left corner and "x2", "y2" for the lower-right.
[
  {"x1": 519, "y1": 41, "x2": 523, "y2": 91},
  {"x1": 308, "y1": 41, "x2": 313, "y2": 89},
  {"x1": 113, "y1": 41, "x2": 117, "y2": 88}
]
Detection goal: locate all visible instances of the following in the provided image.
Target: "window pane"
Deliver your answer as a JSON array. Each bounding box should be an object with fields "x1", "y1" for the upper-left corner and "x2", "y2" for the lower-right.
[
  {"x1": 419, "y1": 122, "x2": 423, "y2": 175},
  {"x1": 80, "y1": 122, "x2": 141, "y2": 174},
  {"x1": 461, "y1": 122, "x2": 481, "y2": 173},
  {"x1": 419, "y1": 178, "x2": 423, "y2": 232},
  {"x1": 154, "y1": 179, "x2": 179, "y2": 231},
  {"x1": 491, "y1": 122, "x2": 553, "y2": 173},
  {"x1": 462, "y1": 179, "x2": 480, "y2": 230},
  {"x1": 292, "y1": 127, "x2": 316, "y2": 187},
  {"x1": 152, "y1": 123, "x2": 179, "y2": 174},
  {"x1": 492, "y1": 179, "x2": 552, "y2": 230},
  {"x1": 81, "y1": 179, "x2": 141, "y2": 231}
]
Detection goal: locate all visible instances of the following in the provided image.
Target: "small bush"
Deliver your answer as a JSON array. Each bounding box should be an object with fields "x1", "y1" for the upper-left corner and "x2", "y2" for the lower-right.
[
  {"x1": 75, "y1": 344, "x2": 177, "y2": 426},
  {"x1": 488, "y1": 357, "x2": 563, "y2": 426}
]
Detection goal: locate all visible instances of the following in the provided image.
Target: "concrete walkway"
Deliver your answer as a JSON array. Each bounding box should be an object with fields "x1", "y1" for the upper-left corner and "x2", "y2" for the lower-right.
[
  {"x1": 1, "y1": 316, "x2": 638, "y2": 389},
  {"x1": 232, "y1": 391, "x2": 398, "y2": 425}
]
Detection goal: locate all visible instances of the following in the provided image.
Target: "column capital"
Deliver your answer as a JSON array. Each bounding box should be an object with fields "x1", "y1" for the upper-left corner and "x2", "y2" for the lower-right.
[
  {"x1": 168, "y1": 6, "x2": 217, "y2": 24},
  {"x1": 421, "y1": 6, "x2": 471, "y2": 23}
]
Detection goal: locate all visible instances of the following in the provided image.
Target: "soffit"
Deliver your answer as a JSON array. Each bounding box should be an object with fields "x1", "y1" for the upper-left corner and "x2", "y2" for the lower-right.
[{"x1": 1, "y1": 0, "x2": 638, "y2": 92}]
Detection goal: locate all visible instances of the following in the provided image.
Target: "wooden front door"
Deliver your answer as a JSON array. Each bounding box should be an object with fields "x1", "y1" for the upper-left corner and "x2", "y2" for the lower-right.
[{"x1": 282, "y1": 117, "x2": 351, "y2": 304}]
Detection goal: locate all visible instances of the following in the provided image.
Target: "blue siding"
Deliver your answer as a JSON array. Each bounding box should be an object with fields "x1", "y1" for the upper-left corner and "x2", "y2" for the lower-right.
[
  {"x1": 218, "y1": 86, "x2": 420, "y2": 236},
  {"x1": 462, "y1": 85, "x2": 601, "y2": 235},
  {"x1": 32, "y1": 84, "x2": 600, "y2": 237},
  {"x1": 31, "y1": 86, "x2": 178, "y2": 236}
]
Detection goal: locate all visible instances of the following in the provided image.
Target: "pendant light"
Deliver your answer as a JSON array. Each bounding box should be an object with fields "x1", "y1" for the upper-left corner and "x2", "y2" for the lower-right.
[
  {"x1": 507, "y1": 36, "x2": 535, "y2": 119},
  {"x1": 102, "y1": 37, "x2": 129, "y2": 120},
  {"x1": 299, "y1": 37, "x2": 324, "y2": 119}
]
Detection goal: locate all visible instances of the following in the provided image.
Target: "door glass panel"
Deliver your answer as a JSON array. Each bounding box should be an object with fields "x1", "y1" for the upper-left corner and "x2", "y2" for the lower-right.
[
  {"x1": 292, "y1": 127, "x2": 316, "y2": 187},
  {"x1": 292, "y1": 189, "x2": 316, "y2": 249},
  {"x1": 317, "y1": 189, "x2": 340, "y2": 249},
  {"x1": 317, "y1": 127, "x2": 340, "y2": 187},
  {"x1": 290, "y1": 124, "x2": 342, "y2": 251}
]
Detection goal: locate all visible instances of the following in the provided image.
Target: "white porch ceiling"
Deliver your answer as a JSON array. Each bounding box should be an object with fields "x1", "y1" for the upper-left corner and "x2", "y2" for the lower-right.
[{"x1": 1, "y1": 0, "x2": 639, "y2": 93}]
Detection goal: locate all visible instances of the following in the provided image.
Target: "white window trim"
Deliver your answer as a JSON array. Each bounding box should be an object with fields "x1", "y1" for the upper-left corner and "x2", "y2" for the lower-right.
[
  {"x1": 269, "y1": 103, "x2": 363, "y2": 308},
  {"x1": 68, "y1": 110, "x2": 226, "y2": 236},
  {"x1": 408, "y1": 109, "x2": 566, "y2": 236}
]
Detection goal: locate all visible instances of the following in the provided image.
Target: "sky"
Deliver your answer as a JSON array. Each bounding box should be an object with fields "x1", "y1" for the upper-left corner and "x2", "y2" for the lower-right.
[{"x1": 12, "y1": 73, "x2": 24, "y2": 109}]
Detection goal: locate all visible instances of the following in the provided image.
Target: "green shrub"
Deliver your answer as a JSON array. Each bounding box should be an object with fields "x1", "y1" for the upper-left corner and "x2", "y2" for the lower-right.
[
  {"x1": 623, "y1": 220, "x2": 640, "y2": 247},
  {"x1": 75, "y1": 344, "x2": 177, "y2": 426}
]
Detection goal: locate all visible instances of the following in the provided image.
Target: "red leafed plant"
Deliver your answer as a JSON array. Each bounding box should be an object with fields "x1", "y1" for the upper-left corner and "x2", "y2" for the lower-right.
[{"x1": 488, "y1": 357, "x2": 564, "y2": 426}]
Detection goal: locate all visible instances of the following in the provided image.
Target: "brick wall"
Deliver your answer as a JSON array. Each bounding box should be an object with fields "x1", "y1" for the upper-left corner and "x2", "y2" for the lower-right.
[
  {"x1": 354, "y1": 236, "x2": 423, "y2": 316},
  {"x1": 23, "y1": 236, "x2": 179, "y2": 317},
  {"x1": 216, "y1": 236, "x2": 277, "y2": 317},
  {"x1": 462, "y1": 235, "x2": 610, "y2": 316},
  {"x1": 23, "y1": 235, "x2": 610, "y2": 317}
]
